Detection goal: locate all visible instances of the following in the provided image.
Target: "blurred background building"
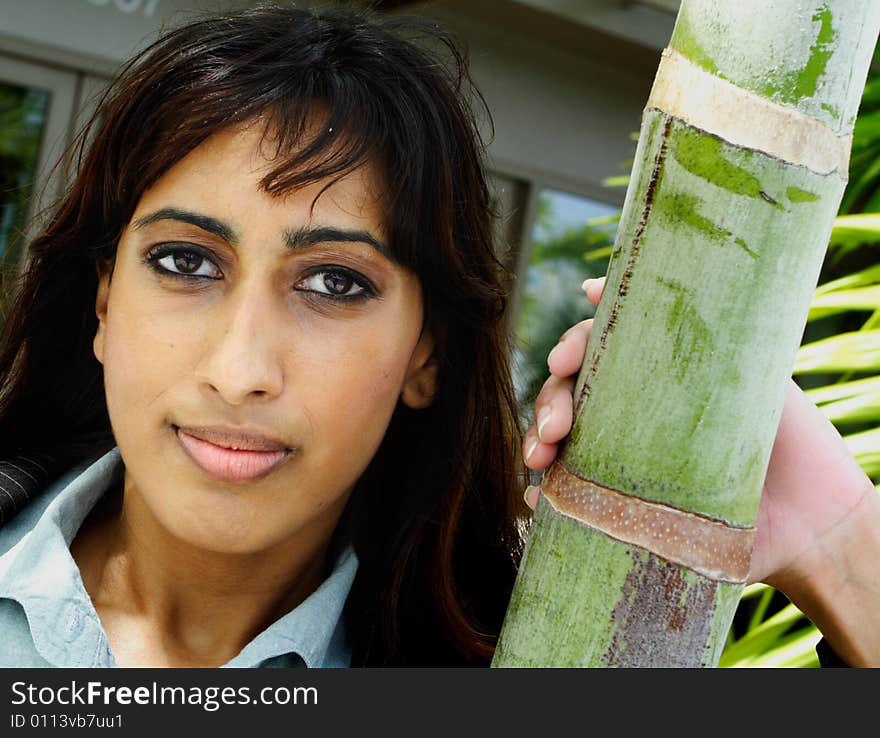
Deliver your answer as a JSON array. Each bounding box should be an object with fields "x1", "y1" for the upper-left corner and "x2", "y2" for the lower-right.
[{"x1": 0, "y1": 0, "x2": 681, "y2": 416}]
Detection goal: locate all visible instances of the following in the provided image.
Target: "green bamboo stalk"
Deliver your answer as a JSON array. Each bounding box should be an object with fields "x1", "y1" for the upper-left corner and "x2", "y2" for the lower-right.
[{"x1": 493, "y1": 0, "x2": 880, "y2": 667}]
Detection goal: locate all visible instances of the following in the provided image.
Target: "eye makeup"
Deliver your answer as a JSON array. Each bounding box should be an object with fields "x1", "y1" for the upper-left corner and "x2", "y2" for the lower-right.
[
  {"x1": 296, "y1": 264, "x2": 377, "y2": 303},
  {"x1": 143, "y1": 243, "x2": 379, "y2": 304},
  {"x1": 145, "y1": 243, "x2": 223, "y2": 280}
]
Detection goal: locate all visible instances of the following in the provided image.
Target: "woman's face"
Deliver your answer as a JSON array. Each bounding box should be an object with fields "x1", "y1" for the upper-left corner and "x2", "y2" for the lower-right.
[{"x1": 93, "y1": 123, "x2": 436, "y2": 555}]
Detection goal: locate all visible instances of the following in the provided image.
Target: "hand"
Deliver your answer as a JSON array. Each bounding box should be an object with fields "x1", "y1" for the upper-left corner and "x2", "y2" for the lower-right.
[
  {"x1": 522, "y1": 275, "x2": 880, "y2": 664},
  {"x1": 521, "y1": 277, "x2": 604, "y2": 476}
]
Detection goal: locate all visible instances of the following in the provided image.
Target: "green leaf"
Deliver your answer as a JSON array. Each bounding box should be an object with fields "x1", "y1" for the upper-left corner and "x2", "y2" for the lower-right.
[
  {"x1": 746, "y1": 586, "x2": 776, "y2": 632},
  {"x1": 813, "y1": 264, "x2": 880, "y2": 297},
  {"x1": 828, "y1": 214, "x2": 880, "y2": 249},
  {"x1": 858, "y1": 75, "x2": 880, "y2": 108},
  {"x1": 586, "y1": 212, "x2": 621, "y2": 227},
  {"x1": 737, "y1": 627, "x2": 821, "y2": 668},
  {"x1": 601, "y1": 175, "x2": 630, "y2": 188},
  {"x1": 805, "y1": 375, "x2": 880, "y2": 404},
  {"x1": 816, "y1": 391, "x2": 880, "y2": 424},
  {"x1": 583, "y1": 245, "x2": 614, "y2": 260},
  {"x1": 718, "y1": 603, "x2": 807, "y2": 668},
  {"x1": 863, "y1": 310, "x2": 880, "y2": 331},
  {"x1": 739, "y1": 582, "x2": 772, "y2": 599},
  {"x1": 852, "y1": 110, "x2": 880, "y2": 153},
  {"x1": 793, "y1": 330, "x2": 880, "y2": 373},
  {"x1": 808, "y1": 285, "x2": 880, "y2": 321},
  {"x1": 844, "y1": 426, "x2": 880, "y2": 476}
]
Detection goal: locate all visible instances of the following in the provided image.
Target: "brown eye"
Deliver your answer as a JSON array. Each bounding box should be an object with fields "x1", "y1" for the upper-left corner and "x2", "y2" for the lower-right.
[
  {"x1": 146, "y1": 244, "x2": 222, "y2": 279},
  {"x1": 173, "y1": 251, "x2": 205, "y2": 274},
  {"x1": 324, "y1": 272, "x2": 353, "y2": 294},
  {"x1": 298, "y1": 268, "x2": 370, "y2": 300}
]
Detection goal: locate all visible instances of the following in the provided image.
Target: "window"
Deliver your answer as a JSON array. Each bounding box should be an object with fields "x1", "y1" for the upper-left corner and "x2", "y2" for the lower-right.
[
  {"x1": 511, "y1": 187, "x2": 619, "y2": 425},
  {"x1": 0, "y1": 56, "x2": 77, "y2": 284},
  {"x1": 0, "y1": 80, "x2": 49, "y2": 273}
]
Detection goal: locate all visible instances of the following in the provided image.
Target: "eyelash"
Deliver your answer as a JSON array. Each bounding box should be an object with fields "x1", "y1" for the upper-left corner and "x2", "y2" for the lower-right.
[{"x1": 143, "y1": 244, "x2": 377, "y2": 303}]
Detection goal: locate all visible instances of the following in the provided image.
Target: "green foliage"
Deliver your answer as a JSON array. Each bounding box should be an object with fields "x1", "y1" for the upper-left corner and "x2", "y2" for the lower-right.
[{"x1": 839, "y1": 44, "x2": 880, "y2": 213}]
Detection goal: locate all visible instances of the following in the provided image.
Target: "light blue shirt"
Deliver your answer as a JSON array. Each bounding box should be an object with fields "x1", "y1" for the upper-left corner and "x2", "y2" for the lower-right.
[{"x1": 0, "y1": 447, "x2": 358, "y2": 668}]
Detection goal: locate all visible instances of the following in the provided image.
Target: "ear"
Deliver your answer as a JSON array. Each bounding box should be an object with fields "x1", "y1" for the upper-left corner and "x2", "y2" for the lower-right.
[
  {"x1": 93, "y1": 260, "x2": 113, "y2": 366},
  {"x1": 400, "y1": 324, "x2": 438, "y2": 410}
]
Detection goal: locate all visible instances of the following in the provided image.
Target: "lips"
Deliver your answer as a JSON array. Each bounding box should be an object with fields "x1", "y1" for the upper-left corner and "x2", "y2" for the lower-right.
[{"x1": 174, "y1": 425, "x2": 292, "y2": 483}]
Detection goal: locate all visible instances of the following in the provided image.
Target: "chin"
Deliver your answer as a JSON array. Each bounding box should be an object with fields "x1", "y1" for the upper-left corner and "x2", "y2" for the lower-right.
[
  {"x1": 178, "y1": 520, "x2": 284, "y2": 555},
  {"x1": 153, "y1": 493, "x2": 291, "y2": 555}
]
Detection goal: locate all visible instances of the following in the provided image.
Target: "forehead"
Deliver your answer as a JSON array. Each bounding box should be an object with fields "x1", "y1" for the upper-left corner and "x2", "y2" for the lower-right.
[{"x1": 131, "y1": 122, "x2": 389, "y2": 238}]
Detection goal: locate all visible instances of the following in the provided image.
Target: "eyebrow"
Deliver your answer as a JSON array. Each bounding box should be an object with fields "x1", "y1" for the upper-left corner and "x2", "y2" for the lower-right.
[
  {"x1": 133, "y1": 208, "x2": 238, "y2": 244},
  {"x1": 284, "y1": 226, "x2": 394, "y2": 263},
  {"x1": 132, "y1": 207, "x2": 395, "y2": 263}
]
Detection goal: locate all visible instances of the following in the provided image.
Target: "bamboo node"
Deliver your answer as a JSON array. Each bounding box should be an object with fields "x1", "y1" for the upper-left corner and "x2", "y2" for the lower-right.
[
  {"x1": 648, "y1": 48, "x2": 851, "y2": 177},
  {"x1": 540, "y1": 461, "x2": 755, "y2": 583}
]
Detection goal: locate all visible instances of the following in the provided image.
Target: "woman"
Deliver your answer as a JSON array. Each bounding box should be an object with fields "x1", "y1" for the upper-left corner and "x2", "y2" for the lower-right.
[{"x1": 0, "y1": 3, "x2": 876, "y2": 668}]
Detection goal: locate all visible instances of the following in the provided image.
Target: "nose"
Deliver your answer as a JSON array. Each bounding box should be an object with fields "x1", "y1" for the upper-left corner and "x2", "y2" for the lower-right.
[{"x1": 194, "y1": 283, "x2": 285, "y2": 405}]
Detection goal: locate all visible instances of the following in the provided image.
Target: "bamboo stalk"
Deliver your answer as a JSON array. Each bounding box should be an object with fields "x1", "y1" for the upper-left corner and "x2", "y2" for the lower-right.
[{"x1": 493, "y1": 0, "x2": 880, "y2": 667}]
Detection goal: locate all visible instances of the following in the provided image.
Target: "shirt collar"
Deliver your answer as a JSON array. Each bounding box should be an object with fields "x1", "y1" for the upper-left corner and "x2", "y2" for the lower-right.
[
  {"x1": 0, "y1": 449, "x2": 122, "y2": 667},
  {"x1": 224, "y1": 542, "x2": 357, "y2": 668},
  {"x1": 0, "y1": 447, "x2": 358, "y2": 668}
]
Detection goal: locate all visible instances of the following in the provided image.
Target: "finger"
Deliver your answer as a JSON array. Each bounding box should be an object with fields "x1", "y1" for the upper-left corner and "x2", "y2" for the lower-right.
[
  {"x1": 533, "y1": 374, "x2": 575, "y2": 445},
  {"x1": 582, "y1": 276, "x2": 606, "y2": 305},
  {"x1": 522, "y1": 484, "x2": 541, "y2": 510},
  {"x1": 547, "y1": 318, "x2": 593, "y2": 378},
  {"x1": 522, "y1": 424, "x2": 559, "y2": 470},
  {"x1": 534, "y1": 370, "x2": 573, "y2": 410}
]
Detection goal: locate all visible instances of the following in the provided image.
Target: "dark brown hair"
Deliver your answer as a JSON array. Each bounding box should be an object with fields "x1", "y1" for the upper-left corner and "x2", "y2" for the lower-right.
[{"x1": 0, "y1": 2, "x2": 528, "y2": 666}]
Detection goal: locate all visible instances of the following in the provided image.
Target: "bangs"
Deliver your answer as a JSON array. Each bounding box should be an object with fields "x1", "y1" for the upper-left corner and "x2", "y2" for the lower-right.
[
  {"x1": 254, "y1": 94, "x2": 396, "y2": 252},
  {"x1": 90, "y1": 5, "x2": 486, "y2": 274}
]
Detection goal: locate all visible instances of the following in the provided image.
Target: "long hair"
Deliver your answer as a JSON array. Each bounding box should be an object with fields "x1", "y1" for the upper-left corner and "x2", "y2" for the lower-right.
[{"x1": 0, "y1": 2, "x2": 529, "y2": 666}]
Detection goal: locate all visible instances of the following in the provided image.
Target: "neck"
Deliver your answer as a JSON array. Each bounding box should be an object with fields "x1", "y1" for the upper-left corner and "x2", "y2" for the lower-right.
[{"x1": 71, "y1": 477, "x2": 338, "y2": 667}]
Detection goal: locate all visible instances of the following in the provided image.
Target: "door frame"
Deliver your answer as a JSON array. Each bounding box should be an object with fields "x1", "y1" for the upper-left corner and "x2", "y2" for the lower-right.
[{"x1": 0, "y1": 54, "x2": 79, "y2": 272}]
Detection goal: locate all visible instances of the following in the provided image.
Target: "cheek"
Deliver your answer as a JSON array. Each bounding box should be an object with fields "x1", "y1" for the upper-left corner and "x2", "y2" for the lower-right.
[
  {"x1": 101, "y1": 297, "x2": 194, "y2": 416},
  {"x1": 302, "y1": 330, "x2": 411, "y2": 452},
  {"x1": 315, "y1": 343, "x2": 403, "y2": 413}
]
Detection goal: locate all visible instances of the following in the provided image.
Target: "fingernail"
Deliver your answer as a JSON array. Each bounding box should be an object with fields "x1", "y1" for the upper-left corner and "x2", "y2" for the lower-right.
[
  {"x1": 547, "y1": 343, "x2": 562, "y2": 366},
  {"x1": 523, "y1": 485, "x2": 540, "y2": 509},
  {"x1": 537, "y1": 406, "x2": 552, "y2": 441},
  {"x1": 582, "y1": 278, "x2": 596, "y2": 292},
  {"x1": 525, "y1": 438, "x2": 538, "y2": 463}
]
